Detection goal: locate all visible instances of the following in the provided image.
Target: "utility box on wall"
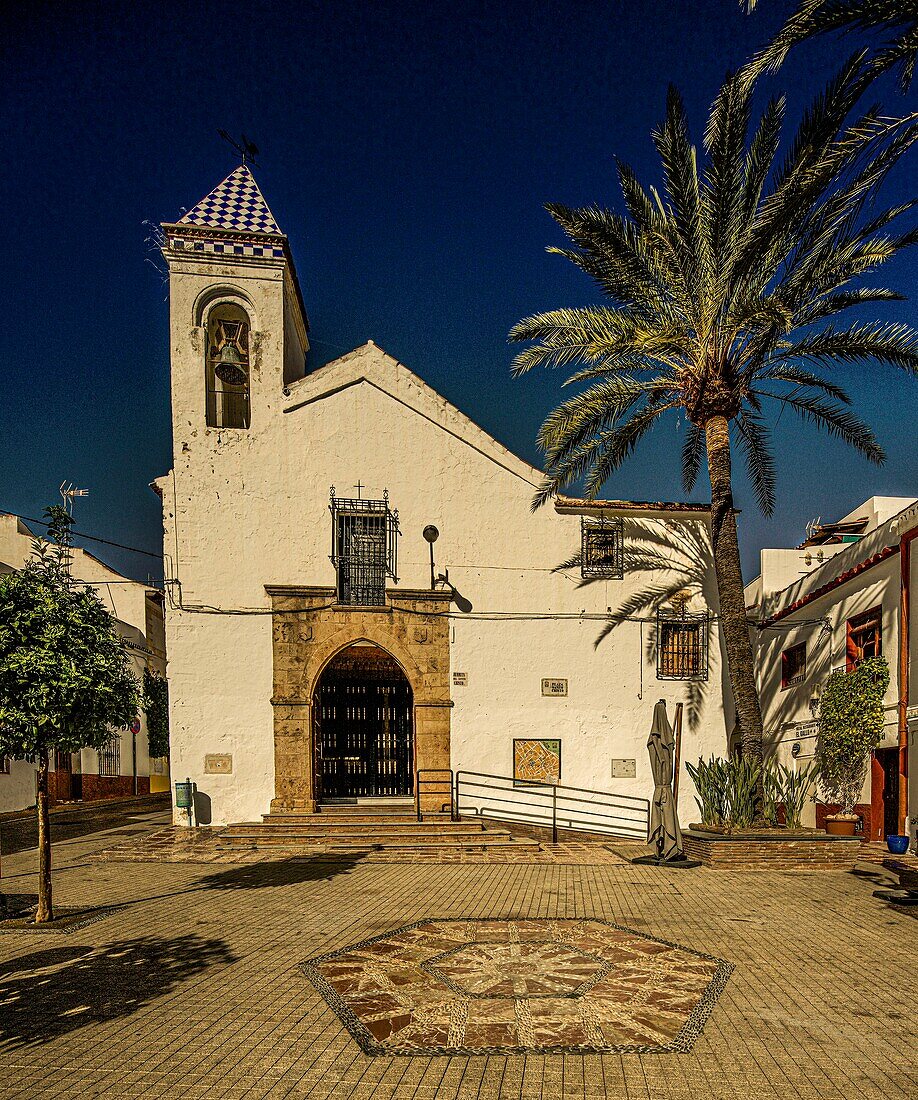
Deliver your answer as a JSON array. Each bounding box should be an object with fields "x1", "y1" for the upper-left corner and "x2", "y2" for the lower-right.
[{"x1": 611, "y1": 758, "x2": 636, "y2": 779}]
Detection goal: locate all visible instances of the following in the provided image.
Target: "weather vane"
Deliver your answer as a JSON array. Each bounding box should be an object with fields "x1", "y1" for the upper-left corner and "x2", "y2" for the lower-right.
[{"x1": 218, "y1": 130, "x2": 260, "y2": 167}]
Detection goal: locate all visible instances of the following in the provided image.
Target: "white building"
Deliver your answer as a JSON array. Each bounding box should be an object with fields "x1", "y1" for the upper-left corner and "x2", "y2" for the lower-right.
[
  {"x1": 154, "y1": 165, "x2": 734, "y2": 829},
  {"x1": 746, "y1": 496, "x2": 918, "y2": 841},
  {"x1": 0, "y1": 511, "x2": 169, "y2": 812}
]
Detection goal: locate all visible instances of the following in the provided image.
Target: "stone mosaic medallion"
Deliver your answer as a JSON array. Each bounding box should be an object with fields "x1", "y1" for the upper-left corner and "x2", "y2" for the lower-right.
[{"x1": 301, "y1": 918, "x2": 732, "y2": 1055}]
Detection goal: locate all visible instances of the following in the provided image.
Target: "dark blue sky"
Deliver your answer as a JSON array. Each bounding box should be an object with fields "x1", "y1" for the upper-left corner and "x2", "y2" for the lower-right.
[{"x1": 2, "y1": 0, "x2": 917, "y2": 584}]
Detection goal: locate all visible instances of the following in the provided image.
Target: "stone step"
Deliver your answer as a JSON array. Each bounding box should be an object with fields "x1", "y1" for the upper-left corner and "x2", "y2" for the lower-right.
[
  {"x1": 225, "y1": 822, "x2": 485, "y2": 837},
  {"x1": 216, "y1": 835, "x2": 541, "y2": 852},
  {"x1": 264, "y1": 812, "x2": 452, "y2": 825},
  {"x1": 218, "y1": 827, "x2": 518, "y2": 846}
]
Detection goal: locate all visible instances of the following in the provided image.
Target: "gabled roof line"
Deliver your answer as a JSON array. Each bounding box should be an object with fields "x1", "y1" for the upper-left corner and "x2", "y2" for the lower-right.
[{"x1": 284, "y1": 342, "x2": 546, "y2": 488}]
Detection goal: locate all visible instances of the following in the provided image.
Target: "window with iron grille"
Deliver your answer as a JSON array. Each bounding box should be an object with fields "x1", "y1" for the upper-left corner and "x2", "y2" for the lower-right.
[
  {"x1": 781, "y1": 642, "x2": 807, "y2": 689},
  {"x1": 846, "y1": 605, "x2": 882, "y2": 671},
  {"x1": 581, "y1": 517, "x2": 624, "y2": 579},
  {"x1": 98, "y1": 735, "x2": 121, "y2": 777},
  {"x1": 329, "y1": 488, "x2": 399, "y2": 606},
  {"x1": 656, "y1": 608, "x2": 709, "y2": 681}
]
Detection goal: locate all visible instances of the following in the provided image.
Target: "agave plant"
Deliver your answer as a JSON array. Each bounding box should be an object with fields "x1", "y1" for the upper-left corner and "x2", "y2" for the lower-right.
[
  {"x1": 766, "y1": 759, "x2": 819, "y2": 829},
  {"x1": 511, "y1": 61, "x2": 918, "y2": 820}
]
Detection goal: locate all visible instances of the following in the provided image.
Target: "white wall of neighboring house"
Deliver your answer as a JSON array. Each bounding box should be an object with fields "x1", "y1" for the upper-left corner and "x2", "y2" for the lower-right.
[
  {"x1": 748, "y1": 498, "x2": 918, "y2": 840},
  {"x1": 157, "y1": 206, "x2": 734, "y2": 829},
  {"x1": 0, "y1": 511, "x2": 168, "y2": 813}
]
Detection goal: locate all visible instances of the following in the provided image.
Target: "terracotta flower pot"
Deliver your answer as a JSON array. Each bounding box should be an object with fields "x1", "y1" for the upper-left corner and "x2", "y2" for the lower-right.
[{"x1": 825, "y1": 817, "x2": 857, "y2": 837}]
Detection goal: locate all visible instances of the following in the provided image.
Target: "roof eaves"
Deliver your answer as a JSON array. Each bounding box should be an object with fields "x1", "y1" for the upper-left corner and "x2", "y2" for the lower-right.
[{"x1": 554, "y1": 497, "x2": 711, "y2": 515}]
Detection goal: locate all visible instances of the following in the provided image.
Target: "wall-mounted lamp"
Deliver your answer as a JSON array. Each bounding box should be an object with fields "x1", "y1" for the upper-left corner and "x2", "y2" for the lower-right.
[
  {"x1": 423, "y1": 525, "x2": 439, "y2": 589},
  {"x1": 423, "y1": 524, "x2": 473, "y2": 612}
]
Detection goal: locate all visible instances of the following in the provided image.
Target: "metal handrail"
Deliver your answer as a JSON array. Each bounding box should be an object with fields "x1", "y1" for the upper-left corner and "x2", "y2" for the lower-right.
[
  {"x1": 455, "y1": 770, "x2": 650, "y2": 844},
  {"x1": 415, "y1": 768, "x2": 455, "y2": 821}
]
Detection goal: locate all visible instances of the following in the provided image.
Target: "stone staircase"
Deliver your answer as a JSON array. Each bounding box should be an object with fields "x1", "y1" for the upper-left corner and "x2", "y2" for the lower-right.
[{"x1": 216, "y1": 801, "x2": 543, "y2": 855}]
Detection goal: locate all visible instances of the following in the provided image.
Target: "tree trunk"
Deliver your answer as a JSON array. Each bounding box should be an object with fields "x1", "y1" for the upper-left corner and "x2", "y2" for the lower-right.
[
  {"x1": 704, "y1": 415, "x2": 767, "y2": 822},
  {"x1": 35, "y1": 747, "x2": 53, "y2": 923}
]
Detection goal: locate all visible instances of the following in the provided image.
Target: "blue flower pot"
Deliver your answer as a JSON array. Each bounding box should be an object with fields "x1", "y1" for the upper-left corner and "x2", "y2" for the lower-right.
[{"x1": 886, "y1": 834, "x2": 910, "y2": 855}]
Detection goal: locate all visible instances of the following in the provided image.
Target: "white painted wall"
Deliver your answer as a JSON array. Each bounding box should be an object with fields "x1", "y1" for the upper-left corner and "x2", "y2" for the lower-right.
[
  {"x1": 158, "y1": 239, "x2": 733, "y2": 828},
  {"x1": 0, "y1": 512, "x2": 166, "y2": 812},
  {"x1": 754, "y1": 499, "x2": 918, "y2": 834}
]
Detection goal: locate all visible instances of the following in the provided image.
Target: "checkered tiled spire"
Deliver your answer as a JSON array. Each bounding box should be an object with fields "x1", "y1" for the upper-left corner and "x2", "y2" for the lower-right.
[{"x1": 179, "y1": 165, "x2": 282, "y2": 236}]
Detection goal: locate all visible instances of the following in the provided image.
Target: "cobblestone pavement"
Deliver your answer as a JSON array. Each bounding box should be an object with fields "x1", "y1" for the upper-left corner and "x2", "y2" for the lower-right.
[
  {"x1": 0, "y1": 795, "x2": 170, "y2": 857},
  {"x1": 0, "y1": 820, "x2": 915, "y2": 1099}
]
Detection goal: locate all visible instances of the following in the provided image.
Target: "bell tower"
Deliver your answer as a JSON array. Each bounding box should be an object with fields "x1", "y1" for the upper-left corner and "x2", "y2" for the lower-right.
[{"x1": 160, "y1": 164, "x2": 309, "y2": 448}]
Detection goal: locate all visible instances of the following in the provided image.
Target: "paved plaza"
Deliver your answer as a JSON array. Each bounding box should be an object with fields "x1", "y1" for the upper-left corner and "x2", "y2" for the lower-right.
[{"x1": 0, "y1": 813, "x2": 915, "y2": 1099}]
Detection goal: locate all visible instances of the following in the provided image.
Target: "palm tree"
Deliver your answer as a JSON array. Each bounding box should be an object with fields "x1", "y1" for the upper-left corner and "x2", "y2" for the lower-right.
[
  {"x1": 510, "y1": 61, "x2": 918, "y2": 819},
  {"x1": 557, "y1": 519, "x2": 717, "y2": 732},
  {"x1": 744, "y1": 1, "x2": 918, "y2": 90}
]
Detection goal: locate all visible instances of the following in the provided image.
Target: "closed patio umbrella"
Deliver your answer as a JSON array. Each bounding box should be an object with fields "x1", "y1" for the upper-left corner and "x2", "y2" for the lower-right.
[{"x1": 647, "y1": 699, "x2": 683, "y2": 861}]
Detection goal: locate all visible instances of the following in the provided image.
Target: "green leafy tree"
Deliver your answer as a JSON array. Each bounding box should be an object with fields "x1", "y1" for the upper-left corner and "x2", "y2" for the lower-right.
[
  {"x1": 509, "y1": 64, "x2": 918, "y2": 820},
  {"x1": 744, "y1": 1, "x2": 918, "y2": 90},
  {"x1": 142, "y1": 667, "x2": 170, "y2": 760},
  {"x1": 0, "y1": 507, "x2": 139, "y2": 922},
  {"x1": 816, "y1": 655, "x2": 890, "y2": 815}
]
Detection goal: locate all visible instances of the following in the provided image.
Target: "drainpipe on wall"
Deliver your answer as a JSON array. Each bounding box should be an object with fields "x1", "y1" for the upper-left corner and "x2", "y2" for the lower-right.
[{"x1": 898, "y1": 527, "x2": 917, "y2": 835}]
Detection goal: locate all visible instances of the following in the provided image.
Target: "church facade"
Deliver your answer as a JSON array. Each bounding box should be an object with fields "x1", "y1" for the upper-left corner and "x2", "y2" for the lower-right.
[{"x1": 155, "y1": 166, "x2": 733, "y2": 828}]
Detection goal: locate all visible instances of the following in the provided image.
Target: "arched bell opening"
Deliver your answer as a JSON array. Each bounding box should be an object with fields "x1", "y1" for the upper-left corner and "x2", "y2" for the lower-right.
[{"x1": 312, "y1": 642, "x2": 414, "y2": 801}]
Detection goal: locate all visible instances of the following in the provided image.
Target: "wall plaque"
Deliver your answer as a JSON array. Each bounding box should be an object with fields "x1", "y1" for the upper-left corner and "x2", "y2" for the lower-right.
[
  {"x1": 611, "y1": 758, "x2": 636, "y2": 779},
  {"x1": 452, "y1": 672, "x2": 467, "y2": 687},
  {"x1": 541, "y1": 678, "x2": 568, "y2": 697},
  {"x1": 204, "y1": 753, "x2": 233, "y2": 775}
]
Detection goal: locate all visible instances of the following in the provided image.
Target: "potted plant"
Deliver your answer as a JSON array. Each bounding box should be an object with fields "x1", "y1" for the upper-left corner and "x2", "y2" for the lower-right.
[{"x1": 815, "y1": 656, "x2": 889, "y2": 836}]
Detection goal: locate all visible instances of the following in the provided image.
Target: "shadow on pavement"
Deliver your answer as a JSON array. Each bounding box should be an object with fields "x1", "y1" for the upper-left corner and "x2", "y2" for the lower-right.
[
  {"x1": 0, "y1": 934, "x2": 236, "y2": 1046},
  {"x1": 196, "y1": 855, "x2": 365, "y2": 891}
]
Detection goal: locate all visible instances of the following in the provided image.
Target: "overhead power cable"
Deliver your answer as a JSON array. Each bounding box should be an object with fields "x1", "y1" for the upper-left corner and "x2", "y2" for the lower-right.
[{"x1": 7, "y1": 511, "x2": 163, "y2": 560}]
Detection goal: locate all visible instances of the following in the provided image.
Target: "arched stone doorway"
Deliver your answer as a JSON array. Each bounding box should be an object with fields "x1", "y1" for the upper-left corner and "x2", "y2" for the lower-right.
[
  {"x1": 313, "y1": 643, "x2": 414, "y2": 800},
  {"x1": 267, "y1": 585, "x2": 452, "y2": 813}
]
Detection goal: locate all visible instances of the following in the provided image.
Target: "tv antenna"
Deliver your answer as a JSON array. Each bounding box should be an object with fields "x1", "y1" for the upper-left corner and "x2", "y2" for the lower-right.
[
  {"x1": 59, "y1": 481, "x2": 89, "y2": 517},
  {"x1": 218, "y1": 130, "x2": 260, "y2": 167}
]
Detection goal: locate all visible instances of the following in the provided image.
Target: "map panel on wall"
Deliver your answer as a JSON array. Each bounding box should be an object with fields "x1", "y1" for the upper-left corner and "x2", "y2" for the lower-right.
[{"x1": 513, "y1": 738, "x2": 561, "y2": 786}]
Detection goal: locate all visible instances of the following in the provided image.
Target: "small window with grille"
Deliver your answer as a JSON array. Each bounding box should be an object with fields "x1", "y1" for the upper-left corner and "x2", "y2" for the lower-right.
[
  {"x1": 781, "y1": 642, "x2": 807, "y2": 689},
  {"x1": 329, "y1": 488, "x2": 399, "y2": 606},
  {"x1": 846, "y1": 606, "x2": 882, "y2": 671},
  {"x1": 656, "y1": 608, "x2": 709, "y2": 681},
  {"x1": 581, "y1": 517, "x2": 624, "y2": 579},
  {"x1": 98, "y1": 734, "x2": 121, "y2": 778}
]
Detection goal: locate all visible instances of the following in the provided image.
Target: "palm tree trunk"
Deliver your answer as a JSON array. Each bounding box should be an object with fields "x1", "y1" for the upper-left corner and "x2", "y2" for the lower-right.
[
  {"x1": 704, "y1": 415, "x2": 766, "y2": 822},
  {"x1": 35, "y1": 748, "x2": 53, "y2": 923}
]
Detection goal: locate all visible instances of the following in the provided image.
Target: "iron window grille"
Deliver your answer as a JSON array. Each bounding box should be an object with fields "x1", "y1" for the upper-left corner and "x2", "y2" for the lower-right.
[
  {"x1": 581, "y1": 517, "x2": 624, "y2": 579},
  {"x1": 329, "y1": 488, "x2": 399, "y2": 606},
  {"x1": 656, "y1": 607, "x2": 710, "y2": 681},
  {"x1": 98, "y1": 734, "x2": 121, "y2": 777},
  {"x1": 846, "y1": 605, "x2": 882, "y2": 671}
]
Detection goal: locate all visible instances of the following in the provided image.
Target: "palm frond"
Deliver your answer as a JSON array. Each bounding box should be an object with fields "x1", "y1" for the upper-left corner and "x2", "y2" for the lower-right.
[{"x1": 733, "y1": 411, "x2": 777, "y2": 515}]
